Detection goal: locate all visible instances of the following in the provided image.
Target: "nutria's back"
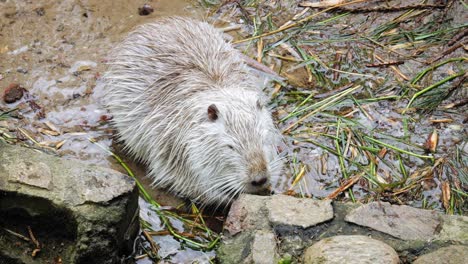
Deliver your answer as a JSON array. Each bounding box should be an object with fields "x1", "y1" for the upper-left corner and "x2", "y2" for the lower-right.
[{"x1": 104, "y1": 17, "x2": 282, "y2": 205}]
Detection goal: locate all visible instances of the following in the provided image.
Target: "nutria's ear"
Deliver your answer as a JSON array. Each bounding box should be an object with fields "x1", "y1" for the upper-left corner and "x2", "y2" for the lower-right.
[{"x1": 207, "y1": 104, "x2": 219, "y2": 121}]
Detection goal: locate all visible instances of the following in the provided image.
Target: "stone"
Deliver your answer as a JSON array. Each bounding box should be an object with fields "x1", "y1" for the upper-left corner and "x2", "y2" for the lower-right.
[
  {"x1": 413, "y1": 245, "x2": 468, "y2": 264},
  {"x1": 3, "y1": 83, "x2": 25, "y2": 104},
  {"x1": 267, "y1": 194, "x2": 334, "y2": 228},
  {"x1": 251, "y1": 230, "x2": 278, "y2": 264},
  {"x1": 437, "y1": 215, "x2": 468, "y2": 242},
  {"x1": 224, "y1": 194, "x2": 270, "y2": 235},
  {"x1": 0, "y1": 142, "x2": 139, "y2": 264},
  {"x1": 1, "y1": 142, "x2": 135, "y2": 206},
  {"x1": 345, "y1": 202, "x2": 440, "y2": 241},
  {"x1": 216, "y1": 232, "x2": 254, "y2": 264},
  {"x1": 303, "y1": 235, "x2": 400, "y2": 264},
  {"x1": 278, "y1": 235, "x2": 306, "y2": 258},
  {"x1": 217, "y1": 230, "x2": 278, "y2": 264}
]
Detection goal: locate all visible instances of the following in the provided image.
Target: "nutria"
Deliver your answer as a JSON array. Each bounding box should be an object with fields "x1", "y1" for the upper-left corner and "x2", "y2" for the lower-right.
[{"x1": 103, "y1": 17, "x2": 282, "y2": 205}]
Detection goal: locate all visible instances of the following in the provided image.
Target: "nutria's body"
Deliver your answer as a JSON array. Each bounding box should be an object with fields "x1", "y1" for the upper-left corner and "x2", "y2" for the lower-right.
[{"x1": 103, "y1": 17, "x2": 281, "y2": 205}]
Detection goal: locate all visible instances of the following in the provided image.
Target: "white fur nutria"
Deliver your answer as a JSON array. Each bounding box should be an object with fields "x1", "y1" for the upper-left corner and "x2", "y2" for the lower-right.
[{"x1": 103, "y1": 17, "x2": 282, "y2": 205}]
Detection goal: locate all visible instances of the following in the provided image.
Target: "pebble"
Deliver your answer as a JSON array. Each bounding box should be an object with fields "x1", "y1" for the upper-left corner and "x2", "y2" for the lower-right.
[{"x1": 3, "y1": 83, "x2": 25, "y2": 104}]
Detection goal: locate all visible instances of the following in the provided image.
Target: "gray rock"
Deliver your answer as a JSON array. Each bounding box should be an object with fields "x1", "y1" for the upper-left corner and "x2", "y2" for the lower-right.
[
  {"x1": 268, "y1": 194, "x2": 334, "y2": 228},
  {"x1": 279, "y1": 235, "x2": 306, "y2": 258},
  {"x1": 437, "y1": 215, "x2": 468, "y2": 242},
  {"x1": 413, "y1": 245, "x2": 468, "y2": 264},
  {"x1": 303, "y1": 235, "x2": 400, "y2": 264},
  {"x1": 251, "y1": 230, "x2": 278, "y2": 264},
  {"x1": 0, "y1": 142, "x2": 139, "y2": 264},
  {"x1": 220, "y1": 195, "x2": 334, "y2": 264},
  {"x1": 217, "y1": 230, "x2": 278, "y2": 264},
  {"x1": 217, "y1": 232, "x2": 254, "y2": 264},
  {"x1": 345, "y1": 202, "x2": 440, "y2": 241},
  {"x1": 224, "y1": 194, "x2": 270, "y2": 235}
]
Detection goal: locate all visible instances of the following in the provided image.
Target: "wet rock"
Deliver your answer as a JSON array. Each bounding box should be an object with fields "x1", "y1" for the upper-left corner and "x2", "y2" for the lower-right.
[
  {"x1": 220, "y1": 194, "x2": 334, "y2": 263},
  {"x1": 413, "y1": 245, "x2": 468, "y2": 264},
  {"x1": 345, "y1": 202, "x2": 440, "y2": 240},
  {"x1": 0, "y1": 142, "x2": 139, "y2": 264},
  {"x1": 303, "y1": 235, "x2": 400, "y2": 264},
  {"x1": 224, "y1": 194, "x2": 269, "y2": 235},
  {"x1": 217, "y1": 232, "x2": 253, "y2": 264},
  {"x1": 251, "y1": 230, "x2": 278, "y2": 264},
  {"x1": 3, "y1": 83, "x2": 25, "y2": 103},
  {"x1": 437, "y1": 215, "x2": 468, "y2": 242},
  {"x1": 278, "y1": 235, "x2": 306, "y2": 257},
  {"x1": 217, "y1": 230, "x2": 278, "y2": 264},
  {"x1": 138, "y1": 4, "x2": 154, "y2": 16},
  {"x1": 267, "y1": 194, "x2": 333, "y2": 228}
]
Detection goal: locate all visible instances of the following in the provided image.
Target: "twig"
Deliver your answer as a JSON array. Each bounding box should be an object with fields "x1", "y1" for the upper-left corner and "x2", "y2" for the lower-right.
[
  {"x1": 448, "y1": 28, "x2": 468, "y2": 46},
  {"x1": 142, "y1": 230, "x2": 160, "y2": 256},
  {"x1": 3, "y1": 228, "x2": 30, "y2": 242},
  {"x1": 365, "y1": 61, "x2": 404, "y2": 67},
  {"x1": 303, "y1": 3, "x2": 447, "y2": 13},
  {"x1": 327, "y1": 172, "x2": 365, "y2": 199},
  {"x1": 28, "y1": 226, "x2": 41, "y2": 257},
  {"x1": 426, "y1": 42, "x2": 466, "y2": 64}
]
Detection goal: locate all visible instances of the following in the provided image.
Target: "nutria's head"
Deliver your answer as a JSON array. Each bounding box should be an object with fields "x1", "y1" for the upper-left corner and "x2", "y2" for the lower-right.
[{"x1": 186, "y1": 89, "x2": 282, "y2": 205}]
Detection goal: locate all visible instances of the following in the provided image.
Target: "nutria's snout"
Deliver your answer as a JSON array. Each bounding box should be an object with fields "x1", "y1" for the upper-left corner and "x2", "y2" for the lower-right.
[
  {"x1": 246, "y1": 173, "x2": 271, "y2": 195},
  {"x1": 245, "y1": 154, "x2": 272, "y2": 195},
  {"x1": 251, "y1": 175, "x2": 268, "y2": 187}
]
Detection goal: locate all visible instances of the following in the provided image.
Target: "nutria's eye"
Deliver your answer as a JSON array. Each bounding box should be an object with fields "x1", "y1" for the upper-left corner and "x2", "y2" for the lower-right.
[
  {"x1": 227, "y1": 145, "x2": 234, "y2": 150},
  {"x1": 207, "y1": 104, "x2": 219, "y2": 121}
]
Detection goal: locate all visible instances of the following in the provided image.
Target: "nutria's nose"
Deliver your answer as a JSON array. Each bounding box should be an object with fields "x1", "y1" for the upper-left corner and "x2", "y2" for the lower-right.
[{"x1": 251, "y1": 176, "x2": 268, "y2": 187}]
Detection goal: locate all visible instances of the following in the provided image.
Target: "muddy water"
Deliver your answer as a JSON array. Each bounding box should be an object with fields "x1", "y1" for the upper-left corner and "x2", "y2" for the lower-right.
[
  {"x1": 0, "y1": 1, "x2": 203, "y2": 182},
  {"x1": 0, "y1": 0, "x2": 201, "y2": 167}
]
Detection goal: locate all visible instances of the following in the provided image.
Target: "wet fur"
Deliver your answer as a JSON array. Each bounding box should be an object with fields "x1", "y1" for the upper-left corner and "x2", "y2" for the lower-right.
[{"x1": 103, "y1": 17, "x2": 282, "y2": 205}]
